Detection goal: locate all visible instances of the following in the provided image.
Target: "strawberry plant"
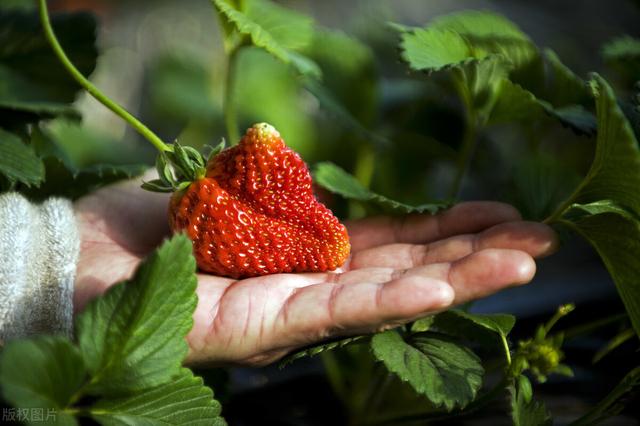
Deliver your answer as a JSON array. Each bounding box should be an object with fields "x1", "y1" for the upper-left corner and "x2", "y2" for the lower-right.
[{"x1": 1, "y1": 0, "x2": 639, "y2": 424}]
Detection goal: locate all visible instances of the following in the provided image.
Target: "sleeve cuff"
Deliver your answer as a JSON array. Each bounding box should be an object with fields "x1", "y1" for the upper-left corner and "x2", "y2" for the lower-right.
[{"x1": 0, "y1": 193, "x2": 79, "y2": 340}]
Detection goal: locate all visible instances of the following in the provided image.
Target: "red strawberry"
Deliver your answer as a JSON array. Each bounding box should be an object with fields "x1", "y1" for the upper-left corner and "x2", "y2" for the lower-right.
[{"x1": 168, "y1": 123, "x2": 350, "y2": 278}]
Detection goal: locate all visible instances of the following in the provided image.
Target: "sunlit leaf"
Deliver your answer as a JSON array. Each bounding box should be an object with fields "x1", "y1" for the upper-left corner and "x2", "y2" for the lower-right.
[
  {"x1": 212, "y1": 0, "x2": 320, "y2": 78},
  {"x1": 568, "y1": 74, "x2": 640, "y2": 214},
  {"x1": 314, "y1": 161, "x2": 447, "y2": 214},
  {"x1": 76, "y1": 235, "x2": 198, "y2": 395},
  {"x1": 371, "y1": 330, "x2": 484, "y2": 411},
  {"x1": 91, "y1": 369, "x2": 226, "y2": 426},
  {"x1": 396, "y1": 10, "x2": 536, "y2": 73}
]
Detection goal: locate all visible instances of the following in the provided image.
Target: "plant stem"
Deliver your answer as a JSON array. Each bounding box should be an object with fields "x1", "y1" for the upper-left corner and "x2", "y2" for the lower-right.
[
  {"x1": 543, "y1": 304, "x2": 575, "y2": 335},
  {"x1": 365, "y1": 373, "x2": 393, "y2": 419},
  {"x1": 321, "y1": 351, "x2": 348, "y2": 404},
  {"x1": 37, "y1": 0, "x2": 171, "y2": 153},
  {"x1": 223, "y1": 47, "x2": 240, "y2": 144},
  {"x1": 562, "y1": 312, "x2": 628, "y2": 340},
  {"x1": 501, "y1": 334, "x2": 512, "y2": 366},
  {"x1": 348, "y1": 143, "x2": 376, "y2": 218},
  {"x1": 354, "y1": 365, "x2": 388, "y2": 425},
  {"x1": 354, "y1": 144, "x2": 376, "y2": 188},
  {"x1": 543, "y1": 165, "x2": 595, "y2": 224},
  {"x1": 448, "y1": 72, "x2": 479, "y2": 200},
  {"x1": 448, "y1": 110, "x2": 478, "y2": 199}
]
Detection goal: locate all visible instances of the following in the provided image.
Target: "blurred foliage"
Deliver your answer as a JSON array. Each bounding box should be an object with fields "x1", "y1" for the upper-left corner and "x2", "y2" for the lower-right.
[
  {"x1": 1, "y1": 0, "x2": 640, "y2": 425},
  {"x1": 603, "y1": 36, "x2": 640, "y2": 91},
  {"x1": 0, "y1": 10, "x2": 97, "y2": 130}
]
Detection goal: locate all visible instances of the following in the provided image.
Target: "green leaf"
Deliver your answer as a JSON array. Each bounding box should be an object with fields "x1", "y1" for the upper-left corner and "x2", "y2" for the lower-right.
[
  {"x1": 314, "y1": 162, "x2": 447, "y2": 214},
  {"x1": 510, "y1": 381, "x2": 552, "y2": 426},
  {"x1": 279, "y1": 335, "x2": 366, "y2": 368},
  {"x1": 489, "y1": 78, "x2": 596, "y2": 135},
  {"x1": 371, "y1": 330, "x2": 484, "y2": 411},
  {"x1": 436, "y1": 309, "x2": 515, "y2": 337},
  {"x1": 76, "y1": 235, "x2": 198, "y2": 396},
  {"x1": 0, "y1": 129, "x2": 44, "y2": 187},
  {"x1": 396, "y1": 10, "x2": 536, "y2": 73},
  {"x1": 22, "y1": 158, "x2": 147, "y2": 201},
  {"x1": 397, "y1": 28, "x2": 471, "y2": 72},
  {"x1": 509, "y1": 152, "x2": 582, "y2": 221},
  {"x1": 0, "y1": 336, "x2": 85, "y2": 426},
  {"x1": 571, "y1": 366, "x2": 640, "y2": 425},
  {"x1": 451, "y1": 56, "x2": 510, "y2": 118},
  {"x1": 91, "y1": 369, "x2": 226, "y2": 426},
  {"x1": 516, "y1": 375, "x2": 533, "y2": 404},
  {"x1": 0, "y1": 11, "x2": 97, "y2": 126},
  {"x1": 428, "y1": 10, "x2": 530, "y2": 41},
  {"x1": 509, "y1": 49, "x2": 594, "y2": 129},
  {"x1": 559, "y1": 201, "x2": 640, "y2": 338},
  {"x1": 556, "y1": 74, "x2": 640, "y2": 216},
  {"x1": 395, "y1": 18, "x2": 513, "y2": 120},
  {"x1": 411, "y1": 315, "x2": 435, "y2": 333},
  {"x1": 540, "y1": 49, "x2": 592, "y2": 107},
  {"x1": 602, "y1": 36, "x2": 640, "y2": 62},
  {"x1": 549, "y1": 105, "x2": 597, "y2": 135},
  {"x1": 431, "y1": 310, "x2": 514, "y2": 360},
  {"x1": 212, "y1": 0, "x2": 320, "y2": 78},
  {"x1": 430, "y1": 10, "x2": 535, "y2": 67},
  {"x1": 141, "y1": 179, "x2": 174, "y2": 193}
]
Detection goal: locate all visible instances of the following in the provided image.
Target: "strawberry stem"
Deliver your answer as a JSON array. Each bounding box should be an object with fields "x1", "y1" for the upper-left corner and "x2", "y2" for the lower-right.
[{"x1": 37, "y1": 0, "x2": 172, "y2": 154}]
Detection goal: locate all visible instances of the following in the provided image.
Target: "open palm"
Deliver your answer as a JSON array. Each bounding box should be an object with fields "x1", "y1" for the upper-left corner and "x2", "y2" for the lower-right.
[{"x1": 74, "y1": 173, "x2": 557, "y2": 366}]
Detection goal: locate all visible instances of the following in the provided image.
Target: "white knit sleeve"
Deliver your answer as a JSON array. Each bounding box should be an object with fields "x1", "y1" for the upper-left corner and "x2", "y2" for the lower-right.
[{"x1": 0, "y1": 193, "x2": 79, "y2": 341}]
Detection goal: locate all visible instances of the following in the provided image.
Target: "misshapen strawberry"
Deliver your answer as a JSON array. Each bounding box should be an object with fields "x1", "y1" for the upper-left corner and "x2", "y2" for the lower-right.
[{"x1": 168, "y1": 123, "x2": 350, "y2": 278}]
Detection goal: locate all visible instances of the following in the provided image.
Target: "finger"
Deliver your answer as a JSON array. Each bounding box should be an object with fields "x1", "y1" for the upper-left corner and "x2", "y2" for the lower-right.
[
  {"x1": 346, "y1": 201, "x2": 521, "y2": 251},
  {"x1": 400, "y1": 248, "x2": 536, "y2": 304},
  {"x1": 186, "y1": 275, "x2": 236, "y2": 358},
  {"x1": 277, "y1": 248, "x2": 534, "y2": 342},
  {"x1": 327, "y1": 245, "x2": 536, "y2": 294},
  {"x1": 277, "y1": 275, "x2": 455, "y2": 342},
  {"x1": 349, "y1": 221, "x2": 558, "y2": 270}
]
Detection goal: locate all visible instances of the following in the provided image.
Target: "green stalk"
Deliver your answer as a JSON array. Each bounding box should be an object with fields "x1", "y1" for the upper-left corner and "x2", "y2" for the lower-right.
[
  {"x1": 448, "y1": 75, "x2": 479, "y2": 200},
  {"x1": 321, "y1": 351, "x2": 349, "y2": 404},
  {"x1": 501, "y1": 333, "x2": 512, "y2": 366},
  {"x1": 38, "y1": 0, "x2": 171, "y2": 153},
  {"x1": 348, "y1": 143, "x2": 376, "y2": 218},
  {"x1": 543, "y1": 304, "x2": 575, "y2": 335},
  {"x1": 448, "y1": 112, "x2": 478, "y2": 199},
  {"x1": 562, "y1": 313, "x2": 628, "y2": 340},
  {"x1": 223, "y1": 47, "x2": 240, "y2": 144}
]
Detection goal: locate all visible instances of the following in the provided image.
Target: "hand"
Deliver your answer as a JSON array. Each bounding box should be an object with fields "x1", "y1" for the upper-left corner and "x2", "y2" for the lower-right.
[{"x1": 74, "y1": 173, "x2": 558, "y2": 366}]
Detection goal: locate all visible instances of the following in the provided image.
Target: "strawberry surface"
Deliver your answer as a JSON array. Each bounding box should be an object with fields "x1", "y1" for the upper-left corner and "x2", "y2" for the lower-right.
[{"x1": 169, "y1": 123, "x2": 350, "y2": 278}]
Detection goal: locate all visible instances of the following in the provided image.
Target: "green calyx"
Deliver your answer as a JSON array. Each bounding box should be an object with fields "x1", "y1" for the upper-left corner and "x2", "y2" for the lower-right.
[{"x1": 142, "y1": 140, "x2": 226, "y2": 193}]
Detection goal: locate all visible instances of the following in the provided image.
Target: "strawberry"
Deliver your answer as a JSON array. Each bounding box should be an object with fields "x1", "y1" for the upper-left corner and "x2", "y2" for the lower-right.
[{"x1": 159, "y1": 123, "x2": 350, "y2": 278}]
